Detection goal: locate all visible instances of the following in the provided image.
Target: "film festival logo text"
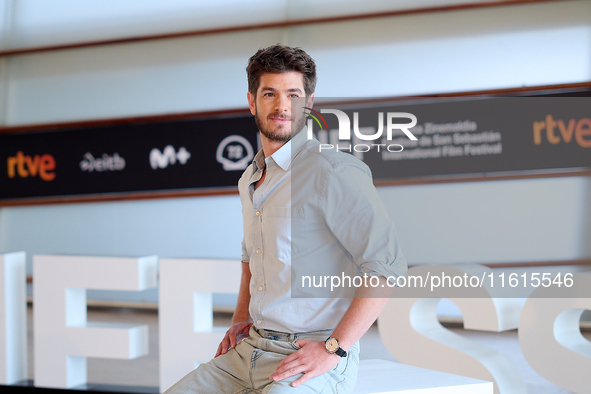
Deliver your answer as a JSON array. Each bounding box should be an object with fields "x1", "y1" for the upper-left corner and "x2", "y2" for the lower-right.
[{"x1": 303, "y1": 107, "x2": 418, "y2": 153}]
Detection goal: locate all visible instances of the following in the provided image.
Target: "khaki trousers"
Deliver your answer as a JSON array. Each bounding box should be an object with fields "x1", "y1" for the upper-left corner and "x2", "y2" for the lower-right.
[{"x1": 165, "y1": 326, "x2": 359, "y2": 393}]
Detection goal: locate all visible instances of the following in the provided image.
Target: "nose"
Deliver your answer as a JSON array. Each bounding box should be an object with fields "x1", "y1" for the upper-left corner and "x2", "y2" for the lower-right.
[{"x1": 275, "y1": 95, "x2": 290, "y2": 113}]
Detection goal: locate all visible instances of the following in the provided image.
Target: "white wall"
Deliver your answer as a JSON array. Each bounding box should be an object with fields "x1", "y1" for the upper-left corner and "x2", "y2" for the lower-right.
[
  {"x1": 2, "y1": 0, "x2": 591, "y2": 125},
  {"x1": 379, "y1": 177, "x2": 589, "y2": 265},
  {"x1": 2, "y1": 0, "x2": 527, "y2": 49},
  {"x1": 0, "y1": 0, "x2": 590, "y2": 305},
  {"x1": 2, "y1": 176, "x2": 587, "y2": 267}
]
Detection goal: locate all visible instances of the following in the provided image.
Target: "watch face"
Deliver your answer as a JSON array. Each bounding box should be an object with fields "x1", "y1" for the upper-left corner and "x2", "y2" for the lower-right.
[{"x1": 326, "y1": 337, "x2": 339, "y2": 353}]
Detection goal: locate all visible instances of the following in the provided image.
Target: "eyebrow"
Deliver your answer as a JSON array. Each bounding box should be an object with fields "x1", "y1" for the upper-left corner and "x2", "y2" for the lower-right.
[{"x1": 260, "y1": 87, "x2": 304, "y2": 94}]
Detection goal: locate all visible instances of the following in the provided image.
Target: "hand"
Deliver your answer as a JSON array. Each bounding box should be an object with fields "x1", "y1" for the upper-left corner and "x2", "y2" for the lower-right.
[
  {"x1": 269, "y1": 340, "x2": 341, "y2": 387},
  {"x1": 215, "y1": 320, "x2": 253, "y2": 357}
]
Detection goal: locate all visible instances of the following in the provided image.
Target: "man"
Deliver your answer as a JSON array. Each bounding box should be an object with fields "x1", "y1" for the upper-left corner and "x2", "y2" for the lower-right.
[{"x1": 166, "y1": 44, "x2": 407, "y2": 393}]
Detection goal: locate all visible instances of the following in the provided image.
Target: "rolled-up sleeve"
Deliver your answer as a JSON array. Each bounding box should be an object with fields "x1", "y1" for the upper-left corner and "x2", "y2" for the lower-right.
[
  {"x1": 322, "y1": 161, "x2": 407, "y2": 282},
  {"x1": 241, "y1": 237, "x2": 250, "y2": 263}
]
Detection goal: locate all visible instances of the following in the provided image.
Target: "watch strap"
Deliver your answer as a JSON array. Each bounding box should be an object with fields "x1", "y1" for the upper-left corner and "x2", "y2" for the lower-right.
[{"x1": 334, "y1": 347, "x2": 347, "y2": 357}]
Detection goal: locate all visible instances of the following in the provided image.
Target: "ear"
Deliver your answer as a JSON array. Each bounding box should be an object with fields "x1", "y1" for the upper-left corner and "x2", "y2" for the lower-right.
[
  {"x1": 247, "y1": 91, "x2": 256, "y2": 116},
  {"x1": 306, "y1": 93, "x2": 315, "y2": 109}
]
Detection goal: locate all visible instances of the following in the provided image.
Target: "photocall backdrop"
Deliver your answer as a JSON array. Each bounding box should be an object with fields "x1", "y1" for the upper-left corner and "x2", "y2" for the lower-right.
[
  {"x1": 1, "y1": 96, "x2": 590, "y2": 204},
  {"x1": 1, "y1": 116, "x2": 260, "y2": 202}
]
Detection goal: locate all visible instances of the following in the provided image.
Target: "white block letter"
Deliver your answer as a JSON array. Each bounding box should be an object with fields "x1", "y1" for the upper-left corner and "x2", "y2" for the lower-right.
[
  {"x1": 0, "y1": 252, "x2": 27, "y2": 384},
  {"x1": 33, "y1": 255, "x2": 158, "y2": 388},
  {"x1": 159, "y1": 259, "x2": 241, "y2": 392},
  {"x1": 519, "y1": 272, "x2": 591, "y2": 393},
  {"x1": 378, "y1": 264, "x2": 525, "y2": 394}
]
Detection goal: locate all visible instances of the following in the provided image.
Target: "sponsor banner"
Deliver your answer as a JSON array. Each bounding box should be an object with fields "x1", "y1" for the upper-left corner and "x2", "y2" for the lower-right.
[
  {"x1": 0, "y1": 116, "x2": 259, "y2": 201},
  {"x1": 1, "y1": 96, "x2": 590, "y2": 203},
  {"x1": 300, "y1": 97, "x2": 591, "y2": 181}
]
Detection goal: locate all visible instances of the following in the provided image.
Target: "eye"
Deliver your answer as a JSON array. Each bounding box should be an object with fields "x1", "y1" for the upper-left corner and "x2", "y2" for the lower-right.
[
  {"x1": 290, "y1": 94, "x2": 300, "y2": 98},
  {"x1": 263, "y1": 92, "x2": 274, "y2": 98}
]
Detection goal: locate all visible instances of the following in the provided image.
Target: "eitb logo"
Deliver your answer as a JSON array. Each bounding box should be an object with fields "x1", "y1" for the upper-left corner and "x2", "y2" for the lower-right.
[{"x1": 303, "y1": 107, "x2": 418, "y2": 155}]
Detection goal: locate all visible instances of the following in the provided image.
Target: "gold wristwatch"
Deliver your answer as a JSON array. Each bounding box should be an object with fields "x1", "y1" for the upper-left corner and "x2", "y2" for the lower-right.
[{"x1": 324, "y1": 337, "x2": 347, "y2": 357}]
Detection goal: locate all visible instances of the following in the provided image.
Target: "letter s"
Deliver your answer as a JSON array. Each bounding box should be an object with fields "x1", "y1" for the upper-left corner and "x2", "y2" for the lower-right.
[
  {"x1": 378, "y1": 264, "x2": 525, "y2": 394},
  {"x1": 519, "y1": 272, "x2": 591, "y2": 393}
]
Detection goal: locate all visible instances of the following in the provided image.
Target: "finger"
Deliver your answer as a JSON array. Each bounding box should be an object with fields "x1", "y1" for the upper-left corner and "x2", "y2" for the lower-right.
[
  {"x1": 220, "y1": 336, "x2": 231, "y2": 354},
  {"x1": 215, "y1": 336, "x2": 228, "y2": 357},
  {"x1": 270, "y1": 364, "x2": 305, "y2": 382},
  {"x1": 228, "y1": 332, "x2": 237, "y2": 349},
  {"x1": 271, "y1": 356, "x2": 301, "y2": 379},
  {"x1": 275, "y1": 351, "x2": 299, "y2": 370},
  {"x1": 273, "y1": 357, "x2": 301, "y2": 376},
  {"x1": 291, "y1": 372, "x2": 314, "y2": 387}
]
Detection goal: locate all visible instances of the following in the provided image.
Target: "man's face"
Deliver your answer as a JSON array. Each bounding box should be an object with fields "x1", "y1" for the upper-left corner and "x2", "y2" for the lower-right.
[{"x1": 247, "y1": 71, "x2": 314, "y2": 143}]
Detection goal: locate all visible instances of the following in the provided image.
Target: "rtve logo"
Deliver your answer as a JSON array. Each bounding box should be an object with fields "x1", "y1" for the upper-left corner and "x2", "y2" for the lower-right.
[
  {"x1": 149, "y1": 145, "x2": 191, "y2": 170},
  {"x1": 7, "y1": 151, "x2": 56, "y2": 181},
  {"x1": 533, "y1": 115, "x2": 591, "y2": 148}
]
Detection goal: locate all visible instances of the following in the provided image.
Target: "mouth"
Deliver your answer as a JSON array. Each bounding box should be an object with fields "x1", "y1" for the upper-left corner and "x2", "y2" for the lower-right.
[{"x1": 269, "y1": 116, "x2": 291, "y2": 123}]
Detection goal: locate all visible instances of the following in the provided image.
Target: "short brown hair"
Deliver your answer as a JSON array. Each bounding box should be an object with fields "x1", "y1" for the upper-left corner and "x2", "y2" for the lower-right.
[{"x1": 246, "y1": 44, "x2": 317, "y2": 97}]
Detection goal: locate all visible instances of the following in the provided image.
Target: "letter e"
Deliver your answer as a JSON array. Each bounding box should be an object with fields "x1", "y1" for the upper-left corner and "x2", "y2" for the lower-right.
[
  {"x1": 39, "y1": 155, "x2": 56, "y2": 181},
  {"x1": 33, "y1": 255, "x2": 157, "y2": 388},
  {"x1": 575, "y1": 118, "x2": 591, "y2": 148}
]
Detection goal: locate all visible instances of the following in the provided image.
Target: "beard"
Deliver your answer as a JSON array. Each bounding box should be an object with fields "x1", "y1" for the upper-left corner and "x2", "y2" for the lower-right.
[{"x1": 254, "y1": 109, "x2": 307, "y2": 142}]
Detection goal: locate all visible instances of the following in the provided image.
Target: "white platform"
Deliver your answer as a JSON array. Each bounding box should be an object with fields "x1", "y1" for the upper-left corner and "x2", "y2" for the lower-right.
[{"x1": 353, "y1": 360, "x2": 493, "y2": 394}]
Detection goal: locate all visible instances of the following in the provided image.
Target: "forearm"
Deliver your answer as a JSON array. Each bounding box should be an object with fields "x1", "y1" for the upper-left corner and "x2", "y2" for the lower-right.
[
  {"x1": 331, "y1": 275, "x2": 392, "y2": 350},
  {"x1": 231, "y1": 262, "x2": 252, "y2": 324},
  {"x1": 270, "y1": 275, "x2": 393, "y2": 386}
]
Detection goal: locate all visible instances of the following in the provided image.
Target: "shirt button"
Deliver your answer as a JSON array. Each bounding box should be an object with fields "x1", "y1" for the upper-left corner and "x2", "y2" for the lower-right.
[
  {"x1": 256, "y1": 211, "x2": 261, "y2": 216},
  {"x1": 256, "y1": 248, "x2": 261, "y2": 254},
  {"x1": 258, "y1": 286, "x2": 263, "y2": 291},
  {"x1": 257, "y1": 320, "x2": 262, "y2": 325}
]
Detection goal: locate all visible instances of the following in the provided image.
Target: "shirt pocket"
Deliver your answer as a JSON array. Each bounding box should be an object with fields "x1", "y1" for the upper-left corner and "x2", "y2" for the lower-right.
[{"x1": 264, "y1": 206, "x2": 306, "y2": 260}]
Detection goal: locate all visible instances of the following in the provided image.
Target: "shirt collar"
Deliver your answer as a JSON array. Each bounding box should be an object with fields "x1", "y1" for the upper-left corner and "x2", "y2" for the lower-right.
[
  {"x1": 253, "y1": 149, "x2": 265, "y2": 172},
  {"x1": 268, "y1": 127, "x2": 309, "y2": 171}
]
